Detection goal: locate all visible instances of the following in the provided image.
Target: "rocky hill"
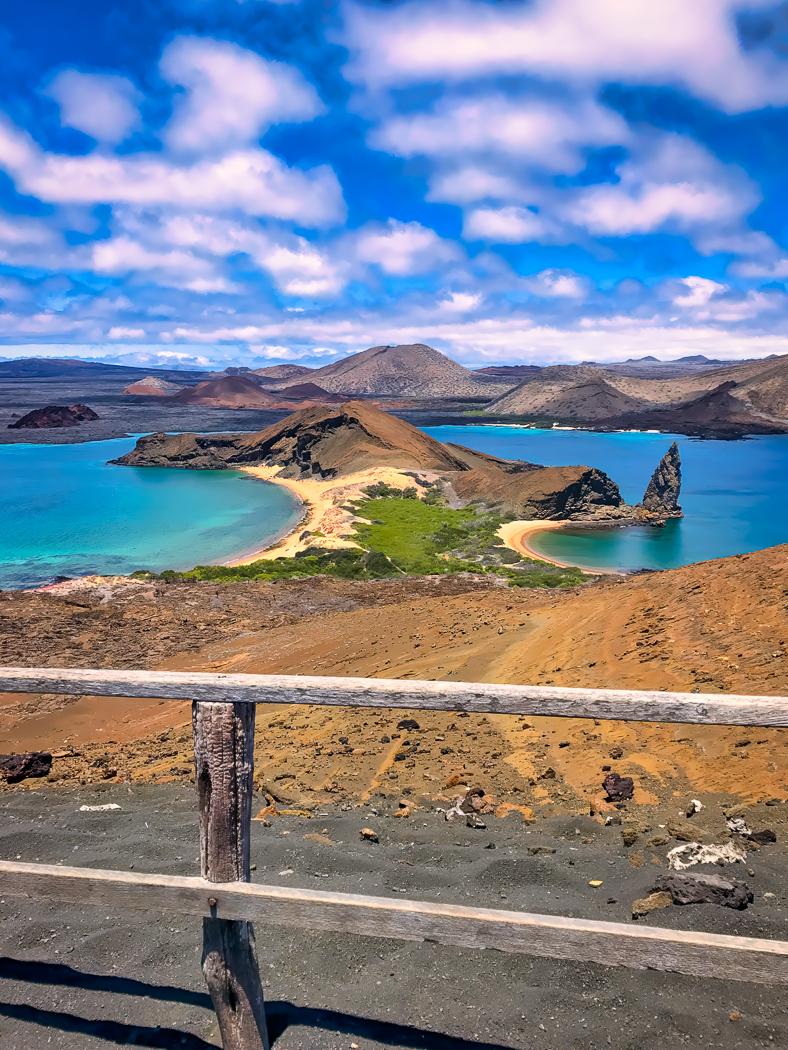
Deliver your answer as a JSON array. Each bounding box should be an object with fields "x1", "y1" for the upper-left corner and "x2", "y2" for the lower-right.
[
  {"x1": 277, "y1": 382, "x2": 344, "y2": 403},
  {"x1": 252, "y1": 364, "x2": 314, "y2": 381},
  {"x1": 8, "y1": 403, "x2": 99, "y2": 429},
  {"x1": 305, "y1": 343, "x2": 516, "y2": 399},
  {"x1": 168, "y1": 375, "x2": 289, "y2": 409}
]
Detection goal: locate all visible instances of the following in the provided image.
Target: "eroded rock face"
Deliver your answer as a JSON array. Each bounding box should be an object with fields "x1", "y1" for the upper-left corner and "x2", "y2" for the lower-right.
[
  {"x1": 641, "y1": 442, "x2": 682, "y2": 518},
  {"x1": 8, "y1": 404, "x2": 99, "y2": 429}
]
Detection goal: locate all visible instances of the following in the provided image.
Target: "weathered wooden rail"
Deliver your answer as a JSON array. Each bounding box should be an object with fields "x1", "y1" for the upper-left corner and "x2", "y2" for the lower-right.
[{"x1": 0, "y1": 667, "x2": 786, "y2": 1050}]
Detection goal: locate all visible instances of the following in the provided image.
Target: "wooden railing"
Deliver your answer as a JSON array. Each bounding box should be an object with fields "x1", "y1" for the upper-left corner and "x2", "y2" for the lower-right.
[{"x1": 0, "y1": 667, "x2": 786, "y2": 1050}]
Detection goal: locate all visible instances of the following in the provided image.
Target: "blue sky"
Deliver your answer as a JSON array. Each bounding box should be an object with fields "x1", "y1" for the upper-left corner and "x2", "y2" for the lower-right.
[{"x1": 1, "y1": 0, "x2": 788, "y2": 368}]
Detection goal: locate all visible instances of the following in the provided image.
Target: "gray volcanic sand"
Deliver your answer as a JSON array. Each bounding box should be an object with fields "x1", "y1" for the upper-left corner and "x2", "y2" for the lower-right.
[{"x1": 0, "y1": 784, "x2": 785, "y2": 1049}]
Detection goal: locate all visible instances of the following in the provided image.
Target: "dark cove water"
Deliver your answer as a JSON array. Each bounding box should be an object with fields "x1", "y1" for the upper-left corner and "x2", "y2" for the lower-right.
[
  {"x1": 425, "y1": 425, "x2": 788, "y2": 571},
  {"x1": 0, "y1": 437, "x2": 302, "y2": 588}
]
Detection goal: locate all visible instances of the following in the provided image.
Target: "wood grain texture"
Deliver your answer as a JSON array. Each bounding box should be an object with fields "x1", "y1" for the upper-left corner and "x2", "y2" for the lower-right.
[
  {"x1": 1, "y1": 861, "x2": 786, "y2": 986},
  {"x1": 193, "y1": 700, "x2": 268, "y2": 1050},
  {"x1": 0, "y1": 666, "x2": 785, "y2": 726}
]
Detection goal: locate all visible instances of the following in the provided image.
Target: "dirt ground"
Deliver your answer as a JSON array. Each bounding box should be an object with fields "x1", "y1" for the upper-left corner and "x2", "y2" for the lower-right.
[{"x1": 0, "y1": 784, "x2": 786, "y2": 1049}]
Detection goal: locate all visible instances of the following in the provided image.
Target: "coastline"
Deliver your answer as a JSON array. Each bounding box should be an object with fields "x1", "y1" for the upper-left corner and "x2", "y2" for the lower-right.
[{"x1": 498, "y1": 519, "x2": 625, "y2": 576}]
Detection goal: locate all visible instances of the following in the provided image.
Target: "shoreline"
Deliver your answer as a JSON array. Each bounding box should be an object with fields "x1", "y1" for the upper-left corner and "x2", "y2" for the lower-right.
[{"x1": 498, "y1": 519, "x2": 626, "y2": 576}]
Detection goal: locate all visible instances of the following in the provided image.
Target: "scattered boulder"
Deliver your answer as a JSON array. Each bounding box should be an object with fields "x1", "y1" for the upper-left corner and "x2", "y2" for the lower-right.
[
  {"x1": 603, "y1": 772, "x2": 634, "y2": 802},
  {"x1": 631, "y1": 890, "x2": 672, "y2": 919},
  {"x1": 654, "y1": 872, "x2": 753, "y2": 910},
  {"x1": 750, "y1": 829, "x2": 777, "y2": 845},
  {"x1": 359, "y1": 827, "x2": 379, "y2": 843},
  {"x1": 0, "y1": 751, "x2": 52, "y2": 783},
  {"x1": 397, "y1": 718, "x2": 420, "y2": 731}
]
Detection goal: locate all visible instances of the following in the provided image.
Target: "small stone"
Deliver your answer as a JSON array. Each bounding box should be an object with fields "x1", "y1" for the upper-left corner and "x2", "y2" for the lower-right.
[
  {"x1": 359, "y1": 827, "x2": 379, "y2": 843},
  {"x1": 631, "y1": 891, "x2": 672, "y2": 920},
  {"x1": 654, "y1": 872, "x2": 753, "y2": 910},
  {"x1": 609, "y1": 746, "x2": 624, "y2": 760},
  {"x1": 749, "y1": 829, "x2": 777, "y2": 845},
  {"x1": 729, "y1": 1011, "x2": 743, "y2": 1023},
  {"x1": 527, "y1": 845, "x2": 557, "y2": 855},
  {"x1": 622, "y1": 827, "x2": 638, "y2": 847},
  {"x1": 588, "y1": 880, "x2": 604, "y2": 888},
  {"x1": 558, "y1": 741, "x2": 570, "y2": 748},
  {"x1": 397, "y1": 718, "x2": 420, "y2": 731}
]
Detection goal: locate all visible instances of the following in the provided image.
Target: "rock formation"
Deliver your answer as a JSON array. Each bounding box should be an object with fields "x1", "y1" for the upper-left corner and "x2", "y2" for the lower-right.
[
  {"x1": 641, "y1": 442, "x2": 682, "y2": 519},
  {"x1": 8, "y1": 404, "x2": 99, "y2": 429}
]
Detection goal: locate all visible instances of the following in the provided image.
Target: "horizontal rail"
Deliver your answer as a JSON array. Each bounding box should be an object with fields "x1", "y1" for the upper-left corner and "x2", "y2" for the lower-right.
[
  {"x1": 0, "y1": 667, "x2": 785, "y2": 726},
  {"x1": 1, "y1": 861, "x2": 786, "y2": 985}
]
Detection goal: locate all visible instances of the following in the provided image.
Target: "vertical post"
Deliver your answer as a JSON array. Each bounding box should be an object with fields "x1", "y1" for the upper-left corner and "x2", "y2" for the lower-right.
[{"x1": 193, "y1": 701, "x2": 269, "y2": 1050}]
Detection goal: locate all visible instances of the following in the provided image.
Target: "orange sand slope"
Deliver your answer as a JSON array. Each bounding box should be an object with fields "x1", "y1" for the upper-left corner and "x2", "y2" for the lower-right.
[{"x1": 0, "y1": 546, "x2": 785, "y2": 814}]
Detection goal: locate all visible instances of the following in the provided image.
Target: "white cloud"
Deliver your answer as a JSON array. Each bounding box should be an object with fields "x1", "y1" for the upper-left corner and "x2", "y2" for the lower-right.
[
  {"x1": 559, "y1": 133, "x2": 757, "y2": 237},
  {"x1": 90, "y1": 235, "x2": 237, "y2": 292},
  {"x1": 526, "y1": 269, "x2": 587, "y2": 298},
  {"x1": 674, "y1": 276, "x2": 726, "y2": 308},
  {"x1": 46, "y1": 70, "x2": 140, "y2": 144},
  {"x1": 438, "y1": 290, "x2": 482, "y2": 312},
  {"x1": 372, "y1": 94, "x2": 629, "y2": 173},
  {"x1": 731, "y1": 257, "x2": 788, "y2": 279},
  {"x1": 463, "y1": 206, "x2": 560, "y2": 243},
  {"x1": 427, "y1": 166, "x2": 525, "y2": 205},
  {"x1": 108, "y1": 325, "x2": 145, "y2": 338},
  {"x1": 0, "y1": 115, "x2": 344, "y2": 226},
  {"x1": 342, "y1": 0, "x2": 788, "y2": 113},
  {"x1": 160, "y1": 37, "x2": 323, "y2": 153},
  {"x1": 353, "y1": 219, "x2": 460, "y2": 275}
]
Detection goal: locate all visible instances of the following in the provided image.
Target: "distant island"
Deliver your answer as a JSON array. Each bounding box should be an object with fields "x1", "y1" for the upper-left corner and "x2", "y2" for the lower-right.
[{"x1": 113, "y1": 400, "x2": 681, "y2": 582}]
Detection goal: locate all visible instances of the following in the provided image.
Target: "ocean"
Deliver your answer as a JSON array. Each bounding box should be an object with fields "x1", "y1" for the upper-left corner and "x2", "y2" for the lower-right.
[
  {"x1": 0, "y1": 437, "x2": 302, "y2": 588},
  {"x1": 424, "y1": 425, "x2": 788, "y2": 571}
]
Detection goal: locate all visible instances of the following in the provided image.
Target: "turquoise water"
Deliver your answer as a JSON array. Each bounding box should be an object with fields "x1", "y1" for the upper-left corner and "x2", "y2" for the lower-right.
[
  {"x1": 0, "y1": 438, "x2": 302, "y2": 588},
  {"x1": 425, "y1": 426, "x2": 788, "y2": 571}
]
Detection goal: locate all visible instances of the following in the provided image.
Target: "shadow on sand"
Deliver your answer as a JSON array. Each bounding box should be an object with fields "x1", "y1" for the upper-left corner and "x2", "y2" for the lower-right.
[{"x1": 0, "y1": 956, "x2": 517, "y2": 1049}]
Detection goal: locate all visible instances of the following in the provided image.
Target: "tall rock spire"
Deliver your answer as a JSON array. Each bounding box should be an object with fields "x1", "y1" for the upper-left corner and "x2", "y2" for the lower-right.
[{"x1": 641, "y1": 442, "x2": 682, "y2": 518}]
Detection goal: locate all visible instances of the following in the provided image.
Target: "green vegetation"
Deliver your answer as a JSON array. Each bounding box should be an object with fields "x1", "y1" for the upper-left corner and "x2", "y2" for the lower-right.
[{"x1": 143, "y1": 489, "x2": 585, "y2": 588}]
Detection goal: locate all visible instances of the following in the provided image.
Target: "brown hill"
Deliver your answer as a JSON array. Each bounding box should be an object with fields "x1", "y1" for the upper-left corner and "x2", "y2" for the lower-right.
[
  {"x1": 168, "y1": 375, "x2": 284, "y2": 409},
  {"x1": 8, "y1": 404, "x2": 99, "y2": 429},
  {"x1": 113, "y1": 401, "x2": 628, "y2": 519},
  {"x1": 308, "y1": 343, "x2": 516, "y2": 399},
  {"x1": 123, "y1": 376, "x2": 183, "y2": 397}
]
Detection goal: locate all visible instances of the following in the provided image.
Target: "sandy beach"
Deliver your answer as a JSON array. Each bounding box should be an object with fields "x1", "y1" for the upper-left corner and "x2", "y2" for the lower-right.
[
  {"x1": 498, "y1": 519, "x2": 625, "y2": 575},
  {"x1": 226, "y1": 464, "x2": 436, "y2": 564}
]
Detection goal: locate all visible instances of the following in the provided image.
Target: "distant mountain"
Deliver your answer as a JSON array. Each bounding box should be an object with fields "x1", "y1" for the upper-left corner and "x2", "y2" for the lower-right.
[
  {"x1": 252, "y1": 364, "x2": 314, "y2": 381},
  {"x1": 306, "y1": 344, "x2": 516, "y2": 399},
  {"x1": 277, "y1": 381, "x2": 344, "y2": 403},
  {"x1": 474, "y1": 365, "x2": 543, "y2": 379},
  {"x1": 485, "y1": 355, "x2": 787, "y2": 433}
]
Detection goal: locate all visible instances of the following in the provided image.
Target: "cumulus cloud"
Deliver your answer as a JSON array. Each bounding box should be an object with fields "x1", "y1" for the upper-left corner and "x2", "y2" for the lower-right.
[
  {"x1": 427, "y1": 167, "x2": 526, "y2": 205},
  {"x1": 0, "y1": 115, "x2": 344, "y2": 226},
  {"x1": 438, "y1": 290, "x2": 482, "y2": 312},
  {"x1": 372, "y1": 93, "x2": 629, "y2": 173},
  {"x1": 342, "y1": 0, "x2": 788, "y2": 113},
  {"x1": 161, "y1": 37, "x2": 324, "y2": 152},
  {"x1": 463, "y1": 206, "x2": 561, "y2": 243},
  {"x1": 674, "y1": 276, "x2": 726, "y2": 308},
  {"x1": 353, "y1": 220, "x2": 460, "y2": 275},
  {"x1": 46, "y1": 70, "x2": 141, "y2": 143},
  {"x1": 526, "y1": 270, "x2": 588, "y2": 299}
]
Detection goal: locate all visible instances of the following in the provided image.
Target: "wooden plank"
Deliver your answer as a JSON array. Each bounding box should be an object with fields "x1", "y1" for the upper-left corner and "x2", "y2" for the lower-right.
[
  {"x1": 1, "y1": 861, "x2": 786, "y2": 986},
  {"x1": 193, "y1": 700, "x2": 269, "y2": 1050},
  {"x1": 0, "y1": 666, "x2": 785, "y2": 726}
]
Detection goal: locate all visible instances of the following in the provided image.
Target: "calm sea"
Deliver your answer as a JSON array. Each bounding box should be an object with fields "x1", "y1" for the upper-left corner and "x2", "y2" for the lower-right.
[
  {"x1": 425, "y1": 425, "x2": 788, "y2": 571},
  {"x1": 0, "y1": 437, "x2": 302, "y2": 588}
]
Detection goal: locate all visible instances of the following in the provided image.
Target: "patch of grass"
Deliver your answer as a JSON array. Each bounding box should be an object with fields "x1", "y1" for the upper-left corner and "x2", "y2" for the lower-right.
[{"x1": 145, "y1": 493, "x2": 587, "y2": 589}]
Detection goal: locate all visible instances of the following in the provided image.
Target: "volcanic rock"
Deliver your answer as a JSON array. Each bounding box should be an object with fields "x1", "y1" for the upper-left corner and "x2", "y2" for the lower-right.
[
  {"x1": 8, "y1": 404, "x2": 98, "y2": 429},
  {"x1": 123, "y1": 376, "x2": 183, "y2": 397},
  {"x1": 0, "y1": 751, "x2": 52, "y2": 783},
  {"x1": 641, "y1": 442, "x2": 682, "y2": 518},
  {"x1": 603, "y1": 772, "x2": 634, "y2": 802},
  {"x1": 654, "y1": 872, "x2": 754, "y2": 910}
]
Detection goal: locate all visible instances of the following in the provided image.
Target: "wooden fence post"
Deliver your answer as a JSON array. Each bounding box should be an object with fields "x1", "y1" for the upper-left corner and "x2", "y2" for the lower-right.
[{"x1": 193, "y1": 701, "x2": 269, "y2": 1050}]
